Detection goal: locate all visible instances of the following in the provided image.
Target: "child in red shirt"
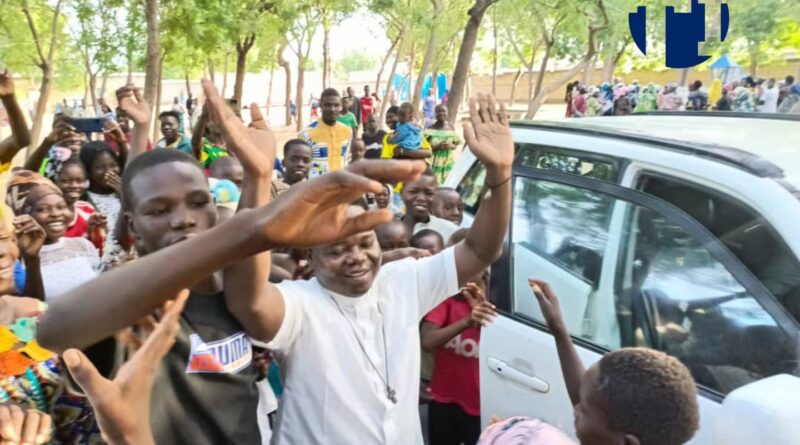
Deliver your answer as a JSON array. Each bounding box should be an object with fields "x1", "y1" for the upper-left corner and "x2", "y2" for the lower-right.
[{"x1": 421, "y1": 270, "x2": 497, "y2": 445}]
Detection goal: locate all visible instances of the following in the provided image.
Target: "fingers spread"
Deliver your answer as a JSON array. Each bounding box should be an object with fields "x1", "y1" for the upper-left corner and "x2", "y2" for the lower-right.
[
  {"x1": 487, "y1": 95, "x2": 497, "y2": 123},
  {"x1": 498, "y1": 101, "x2": 509, "y2": 126},
  {"x1": 478, "y1": 93, "x2": 490, "y2": 123}
]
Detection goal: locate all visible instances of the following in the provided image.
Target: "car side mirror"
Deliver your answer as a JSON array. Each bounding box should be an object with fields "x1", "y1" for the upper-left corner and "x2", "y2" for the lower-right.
[{"x1": 714, "y1": 374, "x2": 800, "y2": 445}]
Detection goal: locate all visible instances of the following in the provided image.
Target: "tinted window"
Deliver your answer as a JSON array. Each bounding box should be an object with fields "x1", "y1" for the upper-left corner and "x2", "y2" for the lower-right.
[
  {"x1": 510, "y1": 176, "x2": 798, "y2": 395},
  {"x1": 456, "y1": 160, "x2": 486, "y2": 215},
  {"x1": 517, "y1": 145, "x2": 620, "y2": 182},
  {"x1": 639, "y1": 174, "x2": 800, "y2": 323}
]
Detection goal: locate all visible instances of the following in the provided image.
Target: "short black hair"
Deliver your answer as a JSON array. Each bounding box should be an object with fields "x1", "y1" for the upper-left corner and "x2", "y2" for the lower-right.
[
  {"x1": 80, "y1": 141, "x2": 121, "y2": 174},
  {"x1": 786, "y1": 75, "x2": 795, "y2": 84},
  {"x1": 321, "y1": 88, "x2": 340, "y2": 100},
  {"x1": 387, "y1": 105, "x2": 400, "y2": 116},
  {"x1": 158, "y1": 110, "x2": 181, "y2": 122},
  {"x1": 596, "y1": 348, "x2": 699, "y2": 445},
  {"x1": 410, "y1": 229, "x2": 443, "y2": 249},
  {"x1": 58, "y1": 159, "x2": 87, "y2": 177},
  {"x1": 283, "y1": 138, "x2": 312, "y2": 157},
  {"x1": 121, "y1": 149, "x2": 202, "y2": 209},
  {"x1": 209, "y1": 156, "x2": 242, "y2": 177}
]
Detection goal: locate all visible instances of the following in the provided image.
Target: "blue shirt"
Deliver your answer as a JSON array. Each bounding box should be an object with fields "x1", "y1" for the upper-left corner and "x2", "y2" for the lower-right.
[{"x1": 390, "y1": 122, "x2": 422, "y2": 150}]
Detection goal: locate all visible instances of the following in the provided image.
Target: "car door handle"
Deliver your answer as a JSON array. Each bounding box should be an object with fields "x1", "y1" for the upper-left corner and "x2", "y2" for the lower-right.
[{"x1": 487, "y1": 357, "x2": 550, "y2": 393}]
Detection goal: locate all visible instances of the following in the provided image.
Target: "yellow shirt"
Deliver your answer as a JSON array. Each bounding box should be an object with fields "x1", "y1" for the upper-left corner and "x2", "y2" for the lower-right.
[{"x1": 299, "y1": 121, "x2": 353, "y2": 177}]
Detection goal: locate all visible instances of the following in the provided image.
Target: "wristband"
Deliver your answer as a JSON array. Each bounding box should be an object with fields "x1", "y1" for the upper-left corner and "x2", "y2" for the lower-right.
[{"x1": 487, "y1": 176, "x2": 511, "y2": 190}]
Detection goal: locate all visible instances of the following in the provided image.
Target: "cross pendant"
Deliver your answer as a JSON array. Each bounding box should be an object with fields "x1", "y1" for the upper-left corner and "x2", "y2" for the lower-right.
[{"x1": 386, "y1": 386, "x2": 398, "y2": 404}]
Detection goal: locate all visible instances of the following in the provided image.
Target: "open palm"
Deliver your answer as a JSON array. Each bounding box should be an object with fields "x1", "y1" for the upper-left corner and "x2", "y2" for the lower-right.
[
  {"x1": 463, "y1": 93, "x2": 514, "y2": 170},
  {"x1": 201, "y1": 79, "x2": 275, "y2": 174},
  {"x1": 64, "y1": 290, "x2": 188, "y2": 445},
  {"x1": 117, "y1": 85, "x2": 151, "y2": 126},
  {"x1": 259, "y1": 160, "x2": 426, "y2": 248}
]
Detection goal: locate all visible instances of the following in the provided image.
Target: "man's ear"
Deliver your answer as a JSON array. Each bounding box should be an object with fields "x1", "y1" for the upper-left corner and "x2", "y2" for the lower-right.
[
  {"x1": 124, "y1": 211, "x2": 137, "y2": 238},
  {"x1": 621, "y1": 434, "x2": 641, "y2": 445}
]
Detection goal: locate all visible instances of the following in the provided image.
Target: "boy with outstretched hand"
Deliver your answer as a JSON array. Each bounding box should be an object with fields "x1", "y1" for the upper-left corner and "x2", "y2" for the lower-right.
[{"x1": 529, "y1": 279, "x2": 700, "y2": 445}]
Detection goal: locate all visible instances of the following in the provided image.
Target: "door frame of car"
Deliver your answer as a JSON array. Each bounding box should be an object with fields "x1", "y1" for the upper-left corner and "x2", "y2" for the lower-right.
[{"x1": 489, "y1": 162, "x2": 800, "y2": 399}]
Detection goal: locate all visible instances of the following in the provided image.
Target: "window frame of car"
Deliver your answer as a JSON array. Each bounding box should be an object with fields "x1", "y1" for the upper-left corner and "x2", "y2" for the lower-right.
[{"x1": 489, "y1": 163, "x2": 800, "y2": 401}]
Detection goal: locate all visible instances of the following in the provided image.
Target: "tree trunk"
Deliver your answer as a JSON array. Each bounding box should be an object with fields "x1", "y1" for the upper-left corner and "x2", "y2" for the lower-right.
[
  {"x1": 491, "y1": 8, "x2": 498, "y2": 96},
  {"x1": 749, "y1": 48, "x2": 758, "y2": 77},
  {"x1": 184, "y1": 71, "x2": 191, "y2": 97},
  {"x1": 602, "y1": 52, "x2": 615, "y2": 83},
  {"x1": 23, "y1": 0, "x2": 64, "y2": 150},
  {"x1": 89, "y1": 74, "x2": 99, "y2": 115},
  {"x1": 407, "y1": 43, "x2": 416, "y2": 104},
  {"x1": 266, "y1": 69, "x2": 274, "y2": 116},
  {"x1": 582, "y1": 54, "x2": 595, "y2": 85},
  {"x1": 533, "y1": 41, "x2": 552, "y2": 98},
  {"x1": 295, "y1": 64, "x2": 305, "y2": 131},
  {"x1": 100, "y1": 72, "x2": 110, "y2": 100},
  {"x1": 143, "y1": 0, "x2": 160, "y2": 132},
  {"x1": 412, "y1": 0, "x2": 443, "y2": 111},
  {"x1": 207, "y1": 59, "x2": 215, "y2": 83},
  {"x1": 509, "y1": 69, "x2": 522, "y2": 105},
  {"x1": 222, "y1": 53, "x2": 229, "y2": 97},
  {"x1": 82, "y1": 74, "x2": 90, "y2": 111},
  {"x1": 152, "y1": 52, "x2": 165, "y2": 143},
  {"x1": 322, "y1": 20, "x2": 331, "y2": 89},
  {"x1": 525, "y1": 58, "x2": 593, "y2": 119},
  {"x1": 127, "y1": 59, "x2": 133, "y2": 84},
  {"x1": 379, "y1": 34, "x2": 405, "y2": 129},
  {"x1": 279, "y1": 46, "x2": 292, "y2": 127},
  {"x1": 234, "y1": 35, "x2": 256, "y2": 110},
  {"x1": 375, "y1": 35, "x2": 401, "y2": 94},
  {"x1": 447, "y1": 0, "x2": 493, "y2": 124},
  {"x1": 30, "y1": 67, "x2": 53, "y2": 151}
]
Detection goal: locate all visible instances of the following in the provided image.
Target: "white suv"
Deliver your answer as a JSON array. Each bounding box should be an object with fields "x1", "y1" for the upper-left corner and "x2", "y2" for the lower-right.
[{"x1": 446, "y1": 113, "x2": 800, "y2": 444}]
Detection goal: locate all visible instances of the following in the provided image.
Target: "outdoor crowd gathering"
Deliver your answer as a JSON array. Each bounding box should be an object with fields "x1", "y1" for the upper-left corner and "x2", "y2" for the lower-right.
[
  {"x1": 0, "y1": 59, "x2": 710, "y2": 444},
  {"x1": 1, "y1": 0, "x2": 800, "y2": 440}
]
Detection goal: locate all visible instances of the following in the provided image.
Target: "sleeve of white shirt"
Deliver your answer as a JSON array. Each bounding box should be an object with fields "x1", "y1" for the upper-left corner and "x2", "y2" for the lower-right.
[
  {"x1": 250, "y1": 280, "x2": 303, "y2": 351},
  {"x1": 413, "y1": 246, "x2": 460, "y2": 318}
]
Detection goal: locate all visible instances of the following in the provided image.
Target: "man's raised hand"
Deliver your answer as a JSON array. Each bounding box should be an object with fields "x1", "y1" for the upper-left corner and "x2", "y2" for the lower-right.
[
  {"x1": 116, "y1": 85, "x2": 151, "y2": 126},
  {"x1": 258, "y1": 160, "x2": 426, "y2": 249},
  {"x1": 462, "y1": 93, "x2": 514, "y2": 173},
  {"x1": 201, "y1": 79, "x2": 275, "y2": 176}
]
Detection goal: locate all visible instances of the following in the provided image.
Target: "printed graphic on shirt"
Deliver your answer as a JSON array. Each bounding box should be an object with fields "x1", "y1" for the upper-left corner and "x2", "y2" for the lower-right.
[
  {"x1": 444, "y1": 334, "x2": 479, "y2": 358},
  {"x1": 186, "y1": 331, "x2": 253, "y2": 374}
]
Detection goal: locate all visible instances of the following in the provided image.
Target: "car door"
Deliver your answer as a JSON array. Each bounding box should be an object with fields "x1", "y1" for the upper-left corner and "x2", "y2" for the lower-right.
[{"x1": 480, "y1": 164, "x2": 799, "y2": 443}]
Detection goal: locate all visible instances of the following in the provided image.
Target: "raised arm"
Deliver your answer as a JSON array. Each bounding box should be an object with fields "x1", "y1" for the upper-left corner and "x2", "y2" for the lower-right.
[
  {"x1": 191, "y1": 108, "x2": 207, "y2": 160},
  {"x1": 453, "y1": 94, "x2": 513, "y2": 286},
  {"x1": 196, "y1": 78, "x2": 282, "y2": 342},
  {"x1": 37, "y1": 160, "x2": 426, "y2": 352},
  {"x1": 116, "y1": 86, "x2": 151, "y2": 166},
  {"x1": 529, "y1": 279, "x2": 585, "y2": 406},
  {"x1": 0, "y1": 70, "x2": 31, "y2": 162},
  {"x1": 13, "y1": 216, "x2": 46, "y2": 301}
]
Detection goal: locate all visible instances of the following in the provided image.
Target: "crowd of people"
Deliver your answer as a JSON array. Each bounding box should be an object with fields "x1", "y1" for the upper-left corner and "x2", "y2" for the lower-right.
[
  {"x1": 565, "y1": 75, "x2": 800, "y2": 117},
  {"x1": 0, "y1": 66, "x2": 705, "y2": 445}
]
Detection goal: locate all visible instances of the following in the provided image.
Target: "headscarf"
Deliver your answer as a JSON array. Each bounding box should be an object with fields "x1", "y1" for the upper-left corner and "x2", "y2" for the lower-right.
[
  {"x1": 5, "y1": 170, "x2": 63, "y2": 216},
  {"x1": 708, "y1": 79, "x2": 723, "y2": 106},
  {"x1": 208, "y1": 178, "x2": 241, "y2": 210},
  {"x1": 477, "y1": 417, "x2": 577, "y2": 445}
]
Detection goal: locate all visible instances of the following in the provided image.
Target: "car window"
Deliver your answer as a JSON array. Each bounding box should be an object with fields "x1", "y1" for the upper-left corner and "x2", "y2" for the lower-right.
[
  {"x1": 638, "y1": 174, "x2": 800, "y2": 323},
  {"x1": 455, "y1": 160, "x2": 486, "y2": 215},
  {"x1": 516, "y1": 145, "x2": 620, "y2": 182},
  {"x1": 510, "y1": 176, "x2": 798, "y2": 395}
]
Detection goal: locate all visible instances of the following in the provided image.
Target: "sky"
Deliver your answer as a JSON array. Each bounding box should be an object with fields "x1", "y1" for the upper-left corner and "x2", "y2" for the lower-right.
[{"x1": 307, "y1": 10, "x2": 392, "y2": 61}]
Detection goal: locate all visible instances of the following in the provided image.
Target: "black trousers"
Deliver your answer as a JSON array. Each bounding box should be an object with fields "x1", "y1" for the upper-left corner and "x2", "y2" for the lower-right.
[{"x1": 427, "y1": 401, "x2": 481, "y2": 445}]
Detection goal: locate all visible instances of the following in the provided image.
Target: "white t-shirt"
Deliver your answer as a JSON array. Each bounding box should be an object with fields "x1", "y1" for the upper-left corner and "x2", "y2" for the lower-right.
[
  {"x1": 259, "y1": 247, "x2": 459, "y2": 445},
  {"x1": 760, "y1": 87, "x2": 779, "y2": 113},
  {"x1": 414, "y1": 215, "x2": 459, "y2": 244},
  {"x1": 39, "y1": 237, "x2": 100, "y2": 299}
]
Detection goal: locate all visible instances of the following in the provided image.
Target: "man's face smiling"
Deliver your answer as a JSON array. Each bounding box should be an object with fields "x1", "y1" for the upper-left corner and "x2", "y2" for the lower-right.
[
  {"x1": 312, "y1": 207, "x2": 382, "y2": 297},
  {"x1": 127, "y1": 162, "x2": 218, "y2": 254}
]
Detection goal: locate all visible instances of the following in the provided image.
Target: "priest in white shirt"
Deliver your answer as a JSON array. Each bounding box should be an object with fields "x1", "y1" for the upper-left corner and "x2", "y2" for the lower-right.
[{"x1": 225, "y1": 94, "x2": 514, "y2": 445}]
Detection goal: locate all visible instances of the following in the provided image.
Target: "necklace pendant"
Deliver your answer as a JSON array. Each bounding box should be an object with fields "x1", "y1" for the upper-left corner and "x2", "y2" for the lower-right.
[{"x1": 387, "y1": 386, "x2": 398, "y2": 404}]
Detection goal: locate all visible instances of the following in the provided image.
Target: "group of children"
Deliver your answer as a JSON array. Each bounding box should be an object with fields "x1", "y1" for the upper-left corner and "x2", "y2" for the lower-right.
[{"x1": 0, "y1": 68, "x2": 701, "y2": 445}]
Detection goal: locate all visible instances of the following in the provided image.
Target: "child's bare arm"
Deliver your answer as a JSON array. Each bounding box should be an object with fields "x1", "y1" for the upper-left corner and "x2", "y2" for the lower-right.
[
  {"x1": 529, "y1": 279, "x2": 585, "y2": 406},
  {"x1": 421, "y1": 283, "x2": 496, "y2": 352},
  {"x1": 0, "y1": 70, "x2": 31, "y2": 162}
]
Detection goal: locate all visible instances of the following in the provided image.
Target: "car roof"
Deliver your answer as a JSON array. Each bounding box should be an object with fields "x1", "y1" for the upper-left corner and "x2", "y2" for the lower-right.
[{"x1": 510, "y1": 114, "x2": 800, "y2": 192}]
